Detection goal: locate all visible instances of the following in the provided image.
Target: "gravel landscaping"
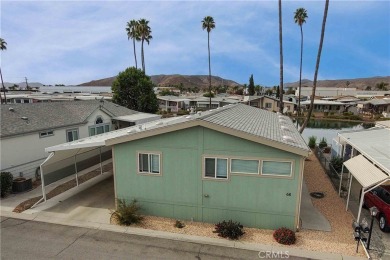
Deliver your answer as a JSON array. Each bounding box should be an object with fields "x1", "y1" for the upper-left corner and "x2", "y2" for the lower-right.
[{"x1": 111, "y1": 153, "x2": 365, "y2": 257}]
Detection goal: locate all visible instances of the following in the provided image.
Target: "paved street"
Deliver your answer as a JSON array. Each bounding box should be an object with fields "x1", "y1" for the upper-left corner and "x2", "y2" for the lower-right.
[{"x1": 1, "y1": 218, "x2": 304, "y2": 260}]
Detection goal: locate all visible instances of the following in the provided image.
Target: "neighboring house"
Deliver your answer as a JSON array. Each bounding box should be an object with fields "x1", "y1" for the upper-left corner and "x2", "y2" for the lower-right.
[
  {"x1": 45, "y1": 104, "x2": 309, "y2": 230},
  {"x1": 263, "y1": 96, "x2": 295, "y2": 112},
  {"x1": 189, "y1": 97, "x2": 240, "y2": 110},
  {"x1": 1, "y1": 92, "x2": 112, "y2": 104},
  {"x1": 300, "y1": 100, "x2": 345, "y2": 113},
  {"x1": 0, "y1": 100, "x2": 160, "y2": 179},
  {"x1": 157, "y1": 96, "x2": 190, "y2": 112},
  {"x1": 296, "y1": 87, "x2": 390, "y2": 98},
  {"x1": 241, "y1": 96, "x2": 263, "y2": 108},
  {"x1": 360, "y1": 98, "x2": 390, "y2": 117}
]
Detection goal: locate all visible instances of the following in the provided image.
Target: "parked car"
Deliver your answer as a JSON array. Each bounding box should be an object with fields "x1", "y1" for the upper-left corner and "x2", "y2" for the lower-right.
[{"x1": 364, "y1": 185, "x2": 390, "y2": 232}]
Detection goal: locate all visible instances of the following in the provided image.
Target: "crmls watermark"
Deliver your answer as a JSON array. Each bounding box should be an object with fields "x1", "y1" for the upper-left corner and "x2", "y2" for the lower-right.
[{"x1": 258, "y1": 251, "x2": 290, "y2": 259}]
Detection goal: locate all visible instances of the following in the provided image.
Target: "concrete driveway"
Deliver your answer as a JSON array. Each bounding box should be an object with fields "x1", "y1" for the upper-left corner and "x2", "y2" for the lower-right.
[{"x1": 39, "y1": 175, "x2": 115, "y2": 224}]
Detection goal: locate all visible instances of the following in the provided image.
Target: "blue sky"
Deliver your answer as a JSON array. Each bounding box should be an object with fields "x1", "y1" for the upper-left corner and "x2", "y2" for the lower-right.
[{"x1": 1, "y1": 0, "x2": 389, "y2": 86}]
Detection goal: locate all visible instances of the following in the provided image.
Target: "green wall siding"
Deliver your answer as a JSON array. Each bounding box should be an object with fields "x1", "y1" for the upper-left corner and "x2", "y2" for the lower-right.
[{"x1": 114, "y1": 126, "x2": 303, "y2": 230}]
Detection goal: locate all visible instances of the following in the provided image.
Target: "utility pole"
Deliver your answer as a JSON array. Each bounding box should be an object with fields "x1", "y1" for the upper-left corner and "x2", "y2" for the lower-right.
[{"x1": 25, "y1": 77, "x2": 29, "y2": 90}]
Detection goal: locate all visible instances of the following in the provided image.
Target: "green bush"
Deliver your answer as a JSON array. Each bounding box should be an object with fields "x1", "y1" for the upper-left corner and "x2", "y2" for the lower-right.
[
  {"x1": 273, "y1": 227, "x2": 296, "y2": 245},
  {"x1": 308, "y1": 136, "x2": 317, "y2": 149},
  {"x1": 1, "y1": 172, "x2": 13, "y2": 198},
  {"x1": 330, "y1": 156, "x2": 343, "y2": 173},
  {"x1": 214, "y1": 220, "x2": 245, "y2": 240},
  {"x1": 318, "y1": 137, "x2": 327, "y2": 149},
  {"x1": 174, "y1": 220, "x2": 185, "y2": 229},
  {"x1": 112, "y1": 199, "x2": 143, "y2": 226}
]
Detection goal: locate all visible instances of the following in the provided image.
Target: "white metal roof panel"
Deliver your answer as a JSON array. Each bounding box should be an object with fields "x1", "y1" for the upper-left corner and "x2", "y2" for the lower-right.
[
  {"x1": 344, "y1": 155, "x2": 389, "y2": 188},
  {"x1": 338, "y1": 128, "x2": 390, "y2": 174}
]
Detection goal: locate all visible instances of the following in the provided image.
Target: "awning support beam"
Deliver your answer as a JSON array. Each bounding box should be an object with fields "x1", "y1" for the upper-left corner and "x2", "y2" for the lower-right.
[{"x1": 74, "y1": 155, "x2": 79, "y2": 186}]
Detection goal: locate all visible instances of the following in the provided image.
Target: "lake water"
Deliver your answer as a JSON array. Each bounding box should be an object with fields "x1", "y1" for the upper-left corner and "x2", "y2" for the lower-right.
[{"x1": 294, "y1": 119, "x2": 375, "y2": 144}]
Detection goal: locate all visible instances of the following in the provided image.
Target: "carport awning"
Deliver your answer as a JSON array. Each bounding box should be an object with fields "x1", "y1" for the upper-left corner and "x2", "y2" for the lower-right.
[{"x1": 344, "y1": 154, "x2": 389, "y2": 189}]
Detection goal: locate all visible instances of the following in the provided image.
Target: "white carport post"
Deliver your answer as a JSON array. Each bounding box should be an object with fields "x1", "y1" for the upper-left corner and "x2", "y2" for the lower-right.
[
  {"x1": 338, "y1": 144, "x2": 346, "y2": 196},
  {"x1": 99, "y1": 147, "x2": 103, "y2": 175},
  {"x1": 74, "y1": 154, "x2": 79, "y2": 187},
  {"x1": 40, "y1": 152, "x2": 55, "y2": 202},
  {"x1": 345, "y1": 174, "x2": 353, "y2": 211}
]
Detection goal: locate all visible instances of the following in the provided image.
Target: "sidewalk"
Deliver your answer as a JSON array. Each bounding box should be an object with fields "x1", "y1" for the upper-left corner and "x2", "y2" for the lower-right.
[{"x1": 0, "y1": 209, "x2": 364, "y2": 260}]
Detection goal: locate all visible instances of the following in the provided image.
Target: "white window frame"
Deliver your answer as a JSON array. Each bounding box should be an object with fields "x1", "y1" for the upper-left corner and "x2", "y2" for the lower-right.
[
  {"x1": 203, "y1": 156, "x2": 229, "y2": 180},
  {"x1": 66, "y1": 128, "x2": 79, "y2": 142},
  {"x1": 260, "y1": 160, "x2": 293, "y2": 177},
  {"x1": 89, "y1": 123, "x2": 110, "y2": 136},
  {"x1": 230, "y1": 158, "x2": 260, "y2": 175},
  {"x1": 137, "y1": 152, "x2": 162, "y2": 175},
  {"x1": 39, "y1": 130, "x2": 54, "y2": 138}
]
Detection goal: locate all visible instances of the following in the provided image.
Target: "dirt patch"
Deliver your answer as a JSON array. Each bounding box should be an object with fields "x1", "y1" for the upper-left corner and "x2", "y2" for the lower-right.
[
  {"x1": 110, "y1": 155, "x2": 365, "y2": 257},
  {"x1": 13, "y1": 163, "x2": 112, "y2": 213}
]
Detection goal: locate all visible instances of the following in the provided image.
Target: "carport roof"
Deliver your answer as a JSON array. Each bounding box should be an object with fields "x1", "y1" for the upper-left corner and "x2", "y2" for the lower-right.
[
  {"x1": 338, "y1": 127, "x2": 390, "y2": 174},
  {"x1": 343, "y1": 155, "x2": 389, "y2": 189}
]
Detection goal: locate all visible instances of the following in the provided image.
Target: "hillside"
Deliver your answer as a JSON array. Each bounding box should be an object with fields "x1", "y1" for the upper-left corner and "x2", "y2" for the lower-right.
[
  {"x1": 78, "y1": 74, "x2": 241, "y2": 89},
  {"x1": 284, "y1": 76, "x2": 390, "y2": 90}
]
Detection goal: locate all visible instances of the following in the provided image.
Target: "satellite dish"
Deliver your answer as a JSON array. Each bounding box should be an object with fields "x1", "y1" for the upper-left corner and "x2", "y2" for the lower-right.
[{"x1": 283, "y1": 107, "x2": 288, "y2": 114}]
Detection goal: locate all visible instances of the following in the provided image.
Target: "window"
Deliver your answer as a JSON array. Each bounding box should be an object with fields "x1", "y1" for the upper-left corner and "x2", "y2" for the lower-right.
[
  {"x1": 231, "y1": 159, "x2": 259, "y2": 174},
  {"x1": 265, "y1": 102, "x2": 272, "y2": 108},
  {"x1": 66, "y1": 129, "x2": 79, "y2": 142},
  {"x1": 95, "y1": 116, "x2": 103, "y2": 124},
  {"x1": 89, "y1": 124, "x2": 110, "y2": 136},
  {"x1": 261, "y1": 161, "x2": 292, "y2": 177},
  {"x1": 39, "y1": 130, "x2": 54, "y2": 138},
  {"x1": 138, "y1": 153, "x2": 161, "y2": 174},
  {"x1": 204, "y1": 157, "x2": 228, "y2": 179}
]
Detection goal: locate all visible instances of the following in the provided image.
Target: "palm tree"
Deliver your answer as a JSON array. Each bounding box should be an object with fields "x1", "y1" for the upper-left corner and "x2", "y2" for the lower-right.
[
  {"x1": 138, "y1": 19, "x2": 152, "y2": 73},
  {"x1": 299, "y1": 0, "x2": 329, "y2": 133},
  {"x1": 278, "y1": 0, "x2": 284, "y2": 113},
  {"x1": 0, "y1": 38, "x2": 7, "y2": 104},
  {"x1": 294, "y1": 7, "x2": 308, "y2": 117},
  {"x1": 126, "y1": 20, "x2": 140, "y2": 69},
  {"x1": 202, "y1": 16, "x2": 215, "y2": 108}
]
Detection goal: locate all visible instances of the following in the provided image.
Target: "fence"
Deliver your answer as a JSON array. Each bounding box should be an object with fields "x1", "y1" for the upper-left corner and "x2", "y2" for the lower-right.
[{"x1": 314, "y1": 146, "x2": 345, "y2": 193}]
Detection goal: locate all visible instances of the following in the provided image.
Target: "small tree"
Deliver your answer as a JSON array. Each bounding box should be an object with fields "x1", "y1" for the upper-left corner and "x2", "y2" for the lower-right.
[
  {"x1": 112, "y1": 67, "x2": 158, "y2": 113},
  {"x1": 248, "y1": 74, "x2": 255, "y2": 96}
]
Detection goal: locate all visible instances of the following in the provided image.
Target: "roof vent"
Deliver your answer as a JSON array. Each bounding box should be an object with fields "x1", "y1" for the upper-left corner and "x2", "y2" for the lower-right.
[
  {"x1": 21, "y1": 116, "x2": 28, "y2": 120},
  {"x1": 155, "y1": 121, "x2": 163, "y2": 125},
  {"x1": 281, "y1": 126, "x2": 291, "y2": 131},
  {"x1": 282, "y1": 135, "x2": 295, "y2": 143},
  {"x1": 127, "y1": 129, "x2": 136, "y2": 134},
  {"x1": 185, "y1": 116, "x2": 192, "y2": 119},
  {"x1": 279, "y1": 118, "x2": 288, "y2": 124},
  {"x1": 9, "y1": 107, "x2": 15, "y2": 112},
  {"x1": 197, "y1": 112, "x2": 202, "y2": 116}
]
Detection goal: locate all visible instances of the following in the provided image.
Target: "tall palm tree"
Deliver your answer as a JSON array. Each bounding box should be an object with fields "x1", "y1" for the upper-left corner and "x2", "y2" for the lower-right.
[
  {"x1": 0, "y1": 38, "x2": 7, "y2": 104},
  {"x1": 126, "y1": 20, "x2": 140, "y2": 69},
  {"x1": 294, "y1": 8, "x2": 308, "y2": 117},
  {"x1": 138, "y1": 19, "x2": 152, "y2": 73},
  {"x1": 299, "y1": 0, "x2": 329, "y2": 133},
  {"x1": 202, "y1": 16, "x2": 215, "y2": 108},
  {"x1": 278, "y1": 0, "x2": 284, "y2": 113}
]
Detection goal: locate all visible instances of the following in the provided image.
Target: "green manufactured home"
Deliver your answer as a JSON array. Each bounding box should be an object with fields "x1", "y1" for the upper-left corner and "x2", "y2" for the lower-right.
[{"x1": 107, "y1": 104, "x2": 310, "y2": 230}]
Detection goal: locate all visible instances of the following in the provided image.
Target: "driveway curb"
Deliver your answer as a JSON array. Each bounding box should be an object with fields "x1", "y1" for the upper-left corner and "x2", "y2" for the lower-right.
[{"x1": 1, "y1": 210, "x2": 365, "y2": 260}]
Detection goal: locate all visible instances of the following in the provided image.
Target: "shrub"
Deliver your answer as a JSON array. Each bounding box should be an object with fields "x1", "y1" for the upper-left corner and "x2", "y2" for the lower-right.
[
  {"x1": 330, "y1": 156, "x2": 343, "y2": 173},
  {"x1": 1, "y1": 172, "x2": 13, "y2": 198},
  {"x1": 112, "y1": 199, "x2": 143, "y2": 226},
  {"x1": 308, "y1": 136, "x2": 317, "y2": 149},
  {"x1": 214, "y1": 220, "x2": 245, "y2": 240},
  {"x1": 273, "y1": 227, "x2": 296, "y2": 245},
  {"x1": 318, "y1": 137, "x2": 327, "y2": 149},
  {"x1": 174, "y1": 220, "x2": 185, "y2": 229}
]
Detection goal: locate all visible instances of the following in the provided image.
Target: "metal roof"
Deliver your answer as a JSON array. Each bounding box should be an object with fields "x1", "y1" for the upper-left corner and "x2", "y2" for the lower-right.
[
  {"x1": 47, "y1": 104, "x2": 310, "y2": 156},
  {"x1": 344, "y1": 155, "x2": 389, "y2": 188},
  {"x1": 338, "y1": 128, "x2": 390, "y2": 174},
  {"x1": 1, "y1": 100, "x2": 139, "y2": 138}
]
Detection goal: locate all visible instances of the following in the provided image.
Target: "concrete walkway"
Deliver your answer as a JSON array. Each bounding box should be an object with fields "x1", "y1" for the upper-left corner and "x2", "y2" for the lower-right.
[{"x1": 300, "y1": 181, "x2": 332, "y2": 231}]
